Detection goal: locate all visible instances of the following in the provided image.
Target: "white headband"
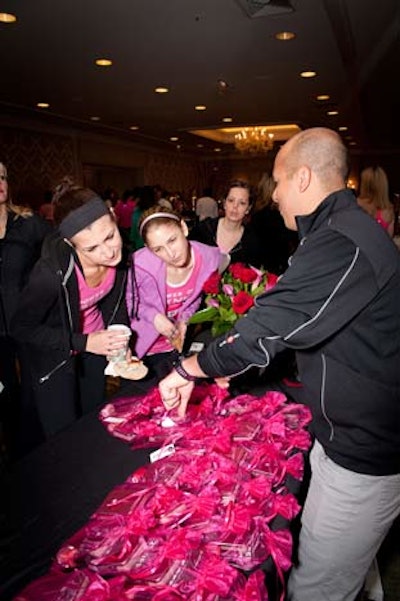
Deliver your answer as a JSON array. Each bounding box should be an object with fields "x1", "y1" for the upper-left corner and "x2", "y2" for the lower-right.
[{"x1": 139, "y1": 212, "x2": 180, "y2": 236}]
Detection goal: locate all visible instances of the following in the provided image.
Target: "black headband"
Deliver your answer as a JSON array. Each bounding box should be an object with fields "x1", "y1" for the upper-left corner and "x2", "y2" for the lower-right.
[{"x1": 59, "y1": 197, "x2": 110, "y2": 239}]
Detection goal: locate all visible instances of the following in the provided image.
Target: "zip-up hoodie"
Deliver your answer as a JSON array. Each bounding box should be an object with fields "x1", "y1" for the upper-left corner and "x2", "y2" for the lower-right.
[
  {"x1": 197, "y1": 189, "x2": 400, "y2": 476},
  {"x1": 127, "y1": 241, "x2": 224, "y2": 358},
  {"x1": 11, "y1": 232, "x2": 128, "y2": 384}
]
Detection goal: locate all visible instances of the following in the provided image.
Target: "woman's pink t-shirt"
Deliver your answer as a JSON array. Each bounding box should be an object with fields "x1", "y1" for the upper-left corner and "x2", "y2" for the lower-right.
[
  {"x1": 75, "y1": 265, "x2": 116, "y2": 333},
  {"x1": 148, "y1": 249, "x2": 201, "y2": 355}
]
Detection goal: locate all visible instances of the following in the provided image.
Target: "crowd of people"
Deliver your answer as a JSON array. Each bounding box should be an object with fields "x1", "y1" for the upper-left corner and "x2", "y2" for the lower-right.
[{"x1": 1, "y1": 128, "x2": 399, "y2": 600}]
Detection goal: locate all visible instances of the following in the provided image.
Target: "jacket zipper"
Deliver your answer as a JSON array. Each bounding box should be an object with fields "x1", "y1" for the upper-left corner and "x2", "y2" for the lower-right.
[
  {"x1": 39, "y1": 259, "x2": 75, "y2": 385},
  {"x1": 39, "y1": 359, "x2": 68, "y2": 384},
  {"x1": 320, "y1": 353, "x2": 334, "y2": 441}
]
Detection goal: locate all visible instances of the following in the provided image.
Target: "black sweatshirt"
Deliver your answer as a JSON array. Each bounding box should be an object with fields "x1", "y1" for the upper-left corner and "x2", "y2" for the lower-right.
[{"x1": 198, "y1": 189, "x2": 400, "y2": 476}]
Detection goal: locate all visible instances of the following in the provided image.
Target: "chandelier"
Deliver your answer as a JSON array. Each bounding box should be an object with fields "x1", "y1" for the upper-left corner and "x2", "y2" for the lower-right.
[{"x1": 234, "y1": 127, "x2": 274, "y2": 155}]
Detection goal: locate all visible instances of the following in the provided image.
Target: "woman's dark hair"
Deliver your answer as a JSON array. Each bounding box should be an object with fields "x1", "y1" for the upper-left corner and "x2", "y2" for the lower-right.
[
  {"x1": 224, "y1": 179, "x2": 254, "y2": 206},
  {"x1": 53, "y1": 186, "x2": 97, "y2": 225},
  {"x1": 52, "y1": 179, "x2": 103, "y2": 226}
]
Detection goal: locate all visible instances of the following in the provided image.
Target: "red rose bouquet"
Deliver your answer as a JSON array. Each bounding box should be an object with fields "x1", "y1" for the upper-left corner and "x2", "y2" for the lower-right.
[{"x1": 189, "y1": 263, "x2": 278, "y2": 337}]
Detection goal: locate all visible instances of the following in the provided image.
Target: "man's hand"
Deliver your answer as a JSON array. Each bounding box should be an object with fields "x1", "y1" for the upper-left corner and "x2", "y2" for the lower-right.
[{"x1": 159, "y1": 370, "x2": 194, "y2": 417}]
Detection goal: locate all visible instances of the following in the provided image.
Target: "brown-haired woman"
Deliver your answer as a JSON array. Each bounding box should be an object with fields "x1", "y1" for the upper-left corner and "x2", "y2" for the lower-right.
[
  {"x1": 190, "y1": 179, "x2": 263, "y2": 266},
  {"x1": 11, "y1": 180, "x2": 131, "y2": 446}
]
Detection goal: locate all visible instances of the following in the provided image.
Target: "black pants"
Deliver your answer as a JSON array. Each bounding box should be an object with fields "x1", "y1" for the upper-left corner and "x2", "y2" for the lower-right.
[
  {"x1": 0, "y1": 336, "x2": 21, "y2": 460},
  {"x1": 20, "y1": 351, "x2": 107, "y2": 445}
]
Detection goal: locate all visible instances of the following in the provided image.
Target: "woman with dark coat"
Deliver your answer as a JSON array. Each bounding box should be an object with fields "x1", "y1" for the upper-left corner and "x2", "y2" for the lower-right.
[
  {"x1": 11, "y1": 182, "x2": 131, "y2": 446},
  {"x1": 0, "y1": 162, "x2": 51, "y2": 457},
  {"x1": 190, "y1": 180, "x2": 263, "y2": 267}
]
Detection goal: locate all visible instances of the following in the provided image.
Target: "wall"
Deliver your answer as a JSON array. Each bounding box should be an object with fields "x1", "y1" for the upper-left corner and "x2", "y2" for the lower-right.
[
  {"x1": 0, "y1": 118, "x2": 208, "y2": 209},
  {"x1": 2, "y1": 116, "x2": 399, "y2": 212}
]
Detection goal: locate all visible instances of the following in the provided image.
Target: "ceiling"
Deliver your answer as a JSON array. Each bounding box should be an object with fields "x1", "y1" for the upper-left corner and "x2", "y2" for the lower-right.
[{"x1": 1, "y1": 0, "x2": 399, "y2": 157}]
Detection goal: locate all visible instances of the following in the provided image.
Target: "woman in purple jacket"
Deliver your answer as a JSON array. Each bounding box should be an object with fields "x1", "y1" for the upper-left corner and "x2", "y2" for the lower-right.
[{"x1": 126, "y1": 206, "x2": 227, "y2": 381}]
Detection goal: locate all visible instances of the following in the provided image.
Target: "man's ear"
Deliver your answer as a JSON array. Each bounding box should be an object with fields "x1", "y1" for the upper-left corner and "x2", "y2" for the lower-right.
[{"x1": 297, "y1": 165, "x2": 312, "y2": 193}]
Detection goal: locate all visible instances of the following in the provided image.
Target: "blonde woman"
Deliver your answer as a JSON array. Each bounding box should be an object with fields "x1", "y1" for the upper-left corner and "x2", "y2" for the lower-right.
[
  {"x1": 0, "y1": 162, "x2": 51, "y2": 457},
  {"x1": 357, "y1": 166, "x2": 394, "y2": 237}
]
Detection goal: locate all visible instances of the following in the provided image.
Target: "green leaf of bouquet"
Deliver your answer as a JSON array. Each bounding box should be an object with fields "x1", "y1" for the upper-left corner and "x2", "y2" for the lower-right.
[
  {"x1": 219, "y1": 307, "x2": 237, "y2": 322},
  {"x1": 211, "y1": 321, "x2": 234, "y2": 337},
  {"x1": 252, "y1": 284, "x2": 265, "y2": 295},
  {"x1": 188, "y1": 306, "x2": 219, "y2": 324}
]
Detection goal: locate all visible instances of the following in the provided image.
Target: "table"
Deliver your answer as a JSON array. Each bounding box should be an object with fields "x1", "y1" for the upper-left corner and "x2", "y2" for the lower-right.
[
  {"x1": 0, "y1": 365, "x2": 307, "y2": 601},
  {"x1": 0, "y1": 407, "x2": 154, "y2": 601}
]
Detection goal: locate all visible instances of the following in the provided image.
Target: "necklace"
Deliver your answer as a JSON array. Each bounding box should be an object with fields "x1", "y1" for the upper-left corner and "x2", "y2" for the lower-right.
[{"x1": 217, "y1": 218, "x2": 243, "y2": 253}]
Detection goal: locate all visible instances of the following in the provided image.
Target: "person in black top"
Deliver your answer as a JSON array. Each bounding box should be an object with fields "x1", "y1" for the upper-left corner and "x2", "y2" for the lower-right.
[
  {"x1": 0, "y1": 162, "x2": 51, "y2": 459},
  {"x1": 160, "y1": 128, "x2": 400, "y2": 601},
  {"x1": 190, "y1": 179, "x2": 263, "y2": 267},
  {"x1": 11, "y1": 182, "x2": 131, "y2": 449},
  {"x1": 253, "y1": 172, "x2": 298, "y2": 274}
]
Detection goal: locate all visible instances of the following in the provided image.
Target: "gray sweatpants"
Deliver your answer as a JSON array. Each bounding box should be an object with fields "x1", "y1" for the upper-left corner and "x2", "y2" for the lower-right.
[{"x1": 287, "y1": 440, "x2": 400, "y2": 601}]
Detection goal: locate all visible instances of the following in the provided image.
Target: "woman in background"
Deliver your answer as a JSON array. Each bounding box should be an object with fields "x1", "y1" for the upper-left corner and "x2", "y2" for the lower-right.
[
  {"x1": 127, "y1": 206, "x2": 227, "y2": 382},
  {"x1": 357, "y1": 166, "x2": 394, "y2": 237},
  {"x1": 11, "y1": 182, "x2": 131, "y2": 447},
  {"x1": 130, "y1": 185, "x2": 156, "y2": 251},
  {"x1": 0, "y1": 162, "x2": 51, "y2": 459},
  {"x1": 252, "y1": 172, "x2": 298, "y2": 274},
  {"x1": 190, "y1": 179, "x2": 262, "y2": 267}
]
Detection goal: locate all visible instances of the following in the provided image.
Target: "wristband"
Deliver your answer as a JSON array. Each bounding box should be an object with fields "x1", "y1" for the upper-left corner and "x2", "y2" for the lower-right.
[{"x1": 173, "y1": 358, "x2": 197, "y2": 382}]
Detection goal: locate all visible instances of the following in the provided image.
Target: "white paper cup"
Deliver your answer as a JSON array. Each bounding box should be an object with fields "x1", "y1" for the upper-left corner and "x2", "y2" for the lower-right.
[{"x1": 107, "y1": 324, "x2": 131, "y2": 362}]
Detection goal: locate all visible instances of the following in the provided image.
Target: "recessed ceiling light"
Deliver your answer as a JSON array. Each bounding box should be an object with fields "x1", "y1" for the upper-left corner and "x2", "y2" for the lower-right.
[
  {"x1": 327, "y1": 110, "x2": 339, "y2": 116},
  {"x1": 349, "y1": 141, "x2": 357, "y2": 146},
  {"x1": 217, "y1": 80, "x2": 228, "y2": 89},
  {"x1": 155, "y1": 87, "x2": 169, "y2": 94},
  {"x1": 37, "y1": 102, "x2": 50, "y2": 109},
  {"x1": 195, "y1": 105, "x2": 207, "y2": 111},
  {"x1": 90, "y1": 116, "x2": 100, "y2": 121},
  {"x1": 338, "y1": 126, "x2": 348, "y2": 131},
  {"x1": 176, "y1": 144, "x2": 181, "y2": 150},
  {"x1": 0, "y1": 12, "x2": 17, "y2": 23},
  {"x1": 95, "y1": 58, "x2": 113, "y2": 67},
  {"x1": 275, "y1": 31, "x2": 295, "y2": 41},
  {"x1": 214, "y1": 148, "x2": 221, "y2": 152},
  {"x1": 170, "y1": 136, "x2": 179, "y2": 141},
  {"x1": 316, "y1": 94, "x2": 330, "y2": 101},
  {"x1": 300, "y1": 71, "x2": 317, "y2": 78},
  {"x1": 197, "y1": 144, "x2": 204, "y2": 148},
  {"x1": 223, "y1": 117, "x2": 233, "y2": 123},
  {"x1": 129, "y1": 125, "x2": 139, "y2": 130}
]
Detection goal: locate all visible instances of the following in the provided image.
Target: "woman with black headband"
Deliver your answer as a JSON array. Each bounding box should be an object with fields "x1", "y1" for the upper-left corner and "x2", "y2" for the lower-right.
[{"x1": 11, "y1": 182, "x2": 131, "y2": 447}]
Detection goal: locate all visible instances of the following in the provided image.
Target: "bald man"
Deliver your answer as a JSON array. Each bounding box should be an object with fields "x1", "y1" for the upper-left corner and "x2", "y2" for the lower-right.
[{"x1": 159, "y1": 127, "x2": 400, "y2": 601}]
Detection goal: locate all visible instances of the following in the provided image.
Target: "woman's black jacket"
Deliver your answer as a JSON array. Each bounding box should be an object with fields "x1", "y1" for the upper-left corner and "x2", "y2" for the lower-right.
[
  {"x1": 0, "y1": 211, "x2": 51, "y2": 336},
  {"x1": 11, "y1": 232, "x2": 128, "y2": 385},
  {"x1": 190, "y1": 217, "x2": 263, "y2": 267}
]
